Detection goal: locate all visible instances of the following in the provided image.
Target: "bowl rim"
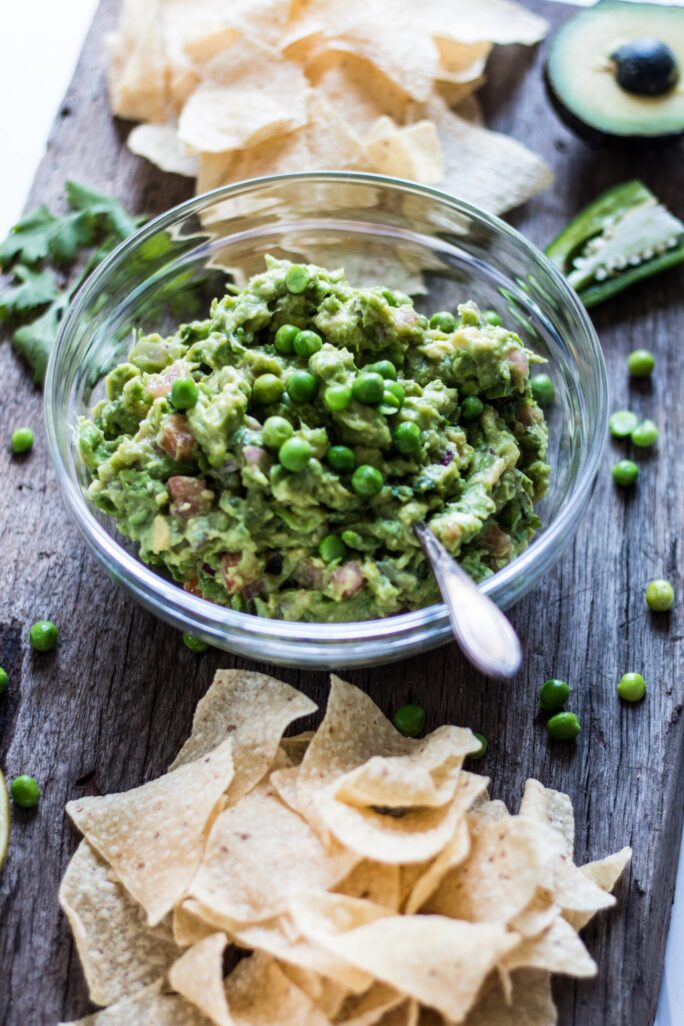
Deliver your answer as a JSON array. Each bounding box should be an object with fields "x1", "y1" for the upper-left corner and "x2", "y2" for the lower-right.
[{"x1": 45, "y1": 170, "x2": 607, "y2": 645}]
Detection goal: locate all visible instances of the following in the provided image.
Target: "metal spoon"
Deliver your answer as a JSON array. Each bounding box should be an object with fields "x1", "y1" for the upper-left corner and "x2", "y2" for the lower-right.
[{"x1": 413, "y1": 521, "x2": 522, "y2": 680}]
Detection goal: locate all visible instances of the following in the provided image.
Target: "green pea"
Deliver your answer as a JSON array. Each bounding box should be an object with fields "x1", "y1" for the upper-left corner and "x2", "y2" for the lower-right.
[
  {"x1": 170, "y1": 377, "x2": 199, "y2": 410},
  {"x1": 284, "y1": 264, "x2": 310, "y2": 294},
  {"x1": 10, "y1": 775, "x2": 41, "y2": 808},
  {"x1": 393, "y1": 421, "x2": 422, "y2": 454},
  {"x1": 429, "y1": 311, "x2": 457, "y2": 332},
  {"x1": 530, "y1": 374, "x2": 555, "y2": 406},
  {"x1": 279, "y1": 436, "x2": 313, "y2": 472},
  {"x1": 617, "y1": 672, "x2": 646, "y2": 703},
  {"x1": 274, "y1": 323, "x2": 300, "y2": 355},
  {"x1": 11, "y1": 427, "x2": 34, "y2": 454},
  {"x1": 351, "y1": 464, "x2": 384, "y2": 497},
  {"x1": 293, "y1": 330, "x2": 322, "y2": 359},
  {"x1": 0, "y1": 667, "x2": 7, "y2": 696},
  {"x1": 29, "y1": 620, "x2": 58, "y2": 652},
  {"x1": 367, "y1": 360, "x2": 398, "y2": 381},
  {"x1": 182, "y1": 632, "x2": 208, "y2": 653},
  {"x1": 326, "y1": 445, "x2": 355, "y2": 473},
  {"x1": 262, "y1": 416, "x2": 293, "y2": 449},
  {"x1": 379, "y1": 391, "x2": 401, "y2": 416},
  {"x1": 627, "y1": 348, "x2": 655, "y2": 378},
  {"x1": 252, "y1": 373, "x2": 284, "y2": 406},
  {"x1": 612, "y1": 459, "x2": 639, "y2": 487},
  {"x1": 324, "y1": 383, "x2": 352, "y2": 412},
  {"x1": 484, "y1": 309, "x2": 503, "y2": 327},
  {"x1": 319, "y1": 534, "x2": 347, "y2": 563},
  {"x1": 630, "y1": 419, "x2": 658, "y2": 448},
  {"x1": 645, "y1": 578, "x2": 675, "y2": 612},
  {"x1": 469, "y1": 732, "x2": 488, "y2": 759},
  {"x1": 384, "y1": 381, "x2": 405, "y2": 404},
  {"x1": 286, "y1": 370, "x2": 317, "y2": 404},
  {"x1": 461, "y1": 396, "x2": 483, "y2": 421},
  {"x1": 392, "y1": 703, "x2": 426, "y2": 738},
  {"x1": 539, "y1": 678, "x2": 571, "y2": 712},
  {"x1": 546, "y1": 711, "x2": 581, "y2": 741},
  {"x1": 352, "y1": 372, "x2": 385, "y2": 406},
  {"x1": 609, "y1": 410, "x2": 638, "y2": 438}
]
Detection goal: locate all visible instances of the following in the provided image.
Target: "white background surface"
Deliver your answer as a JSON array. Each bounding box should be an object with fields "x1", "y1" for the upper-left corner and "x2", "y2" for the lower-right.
[{"x1": 0, "y1": 2, "x2": 682, "y2": 1023}]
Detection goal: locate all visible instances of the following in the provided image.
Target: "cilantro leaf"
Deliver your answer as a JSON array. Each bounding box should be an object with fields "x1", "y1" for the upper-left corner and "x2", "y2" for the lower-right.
[
  {"x1": 66, "y1": 180, "x2": 138, "y2": 240},
  {"x1": 0, "y1": 205, "x2": 96, "y2": 267},
  {"x1": 12, "y1": 293, "x2": 69, "y2": 384},
  {"x1": 0, "y1": 265, "x2": 60, "y2": 318}
]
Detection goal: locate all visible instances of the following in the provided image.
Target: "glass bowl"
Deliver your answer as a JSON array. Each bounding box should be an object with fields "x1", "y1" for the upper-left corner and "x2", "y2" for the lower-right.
[{"x1": 45, "y1": 173, "x2": 606, "y2": 669}]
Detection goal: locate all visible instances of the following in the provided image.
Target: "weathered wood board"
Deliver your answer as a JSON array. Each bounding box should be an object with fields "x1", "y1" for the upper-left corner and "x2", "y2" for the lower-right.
[{"x1": 0, "y1": 2, "x2": 682, "y2": 1024}]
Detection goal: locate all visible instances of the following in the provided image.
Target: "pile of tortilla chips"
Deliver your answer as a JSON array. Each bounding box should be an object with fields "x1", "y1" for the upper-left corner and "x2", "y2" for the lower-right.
[
  {"x1": 59, "y1": 672, "x2": 630, "y2": 1026},
  {"x1": 108, "y1": 0, "x2": 554, "y2": 215}
]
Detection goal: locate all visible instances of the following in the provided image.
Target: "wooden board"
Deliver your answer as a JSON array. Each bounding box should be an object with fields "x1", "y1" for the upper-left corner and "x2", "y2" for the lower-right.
[{"x1": 0, "y1": 2, "x2": 682, "y2": 1024}]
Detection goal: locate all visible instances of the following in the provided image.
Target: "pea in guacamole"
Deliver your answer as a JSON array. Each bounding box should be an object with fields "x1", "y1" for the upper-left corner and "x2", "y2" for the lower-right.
[{"x1": 78, "y1": 258, "x2": 550, "y2": 622}]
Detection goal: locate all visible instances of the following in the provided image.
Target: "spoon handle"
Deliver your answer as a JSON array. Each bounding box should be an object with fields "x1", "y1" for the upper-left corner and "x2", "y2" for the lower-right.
[{"x1": 414, "y1": 522, "x2": 523, "y2": 680}]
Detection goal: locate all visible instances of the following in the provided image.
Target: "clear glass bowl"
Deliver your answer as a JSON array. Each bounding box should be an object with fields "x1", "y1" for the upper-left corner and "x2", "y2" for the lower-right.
[{"x1": 45, "y1": 173, "x2": 606, "y2": 669}]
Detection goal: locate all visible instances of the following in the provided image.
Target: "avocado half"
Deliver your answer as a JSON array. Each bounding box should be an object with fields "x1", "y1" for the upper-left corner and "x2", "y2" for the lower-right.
[{"x1": 545, "y1": 1, "x2": 684, "y2": 141}]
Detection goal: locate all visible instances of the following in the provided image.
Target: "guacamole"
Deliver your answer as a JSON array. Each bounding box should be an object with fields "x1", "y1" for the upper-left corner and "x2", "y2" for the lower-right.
[{"x1": 78, "y1": 258, "x2": 550, "y2": 622}]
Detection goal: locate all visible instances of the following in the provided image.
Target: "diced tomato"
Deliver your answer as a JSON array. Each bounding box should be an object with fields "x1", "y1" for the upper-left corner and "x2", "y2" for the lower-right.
[
  {"x1": 481, "y1": 523, "x2": 513, "y2": 559},
  {"x1": 507, "y1": 347, "x2": 529, "y2": 383},
  {"x1": 329, "y1": 561, "x2": 364, "y2": 598},
  {"x1": 147, "y1": 362, "x2": 189, "y2": 398},
  {"x1": 167, "y1": 476, "x2": 213, "y2": 519},
  {"x1": 159, "y1": 414, "x2": 197, "y2": 461}
]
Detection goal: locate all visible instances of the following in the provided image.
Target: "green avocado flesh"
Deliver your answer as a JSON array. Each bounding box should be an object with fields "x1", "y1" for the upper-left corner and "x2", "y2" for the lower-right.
[
  {"x1": 547, "y1": 1, "x2": 684, "y2": 138},
  {"x1": 79, "y1": 258, "x2": 550, "y2": 623}
]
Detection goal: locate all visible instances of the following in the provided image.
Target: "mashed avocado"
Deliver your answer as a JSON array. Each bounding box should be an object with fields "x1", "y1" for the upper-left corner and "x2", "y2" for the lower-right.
[{"x1": 79, "y1": 258, "x2": 550, "y2": 622}]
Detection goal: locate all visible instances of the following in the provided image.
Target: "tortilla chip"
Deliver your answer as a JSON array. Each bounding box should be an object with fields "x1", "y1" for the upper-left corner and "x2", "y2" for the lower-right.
[
  {"x1": 502, "y1": 914, "x2": 597, "y2": 978},
  {"x1": 552, "y1": 857, "x2": 617, "y2": 919},
  {"x1": 170, "y1": 670, "x2": 316, "y2": 803},
  {"x1": 58, "y1": 980, "x2": 213, "y2": 1026},
  {"x1": 427, "y1": 96, "x2": 553, "y2": 215},
  {"x1": 334, "y1": 860, "x2": 401, "y2": 911},
  {"x1": 519, "y1": 780, "x2": 575, "y2": 858},
  {"x1": 276, "y1": 964, "x2": 349, "y2": 1019},
  {"x1": 280, "y1": 731, "x2": 316, "y2": 765},
  {"x1": 312, "y1": 54, "x2": 408, "y2": 132},
  {"x1": 422, "y1": 0, "x2": 548, "y2": 45},
  {"x1": 178, "y1": 40, "x2": 309, "y2": 153},
  {"x1": 225, "y1": 951, "x2": 333, "y2": 1026},
  {"x1": 403, "y1": 816, "x2": 470, "y2": 914},
  {"x1": 58, "y1": 841, "x2": 178, "y2": 1006},
  {"x1": 169, "y1": 933, "x2": 231, "y2": 1026},
  {"x1": 106, "y1": 0, "x2": 167, "y2": 122},
  {"x1": 509, "y1": 890, "x2": 558, "y2": 939},
  {"x1": 334, "y1": 982, "x2": 405, "y2": 1026},
  {"x1": 293, "y1": 897, "x2": 519, "y2": 1023},
  {"x1": 562, "y1": 848, "x2": 631, "y2": 931},
  {"x1": 66, "y1": 738, "x2": 234, "y2": 926},
  {"x1": 128, "y1": 123, "x2": 198, "y2": 177},
  {"x1": 270, "y1": 764, "x2": 302, "y2": 813},
  {"x1": 325, "y1": 18, "x2": 439, "y2": 103},
  {"x1": 364, "y1": 119, "x2": 443, "y2": 184},
  {"x1": 173, "y1": 901, "x2": 218, "y2": 948},
  {"x1": 460, "y1": 970, "x2": 557, "y2": 1026},
  {"x1": 188, "y1": 778, "x2": 355, "y2": 924}
]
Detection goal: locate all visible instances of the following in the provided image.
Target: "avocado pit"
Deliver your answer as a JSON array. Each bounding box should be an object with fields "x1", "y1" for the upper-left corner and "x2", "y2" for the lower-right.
[{"x1": 610, "y1": 37, "x2": 679, "y2": 97}]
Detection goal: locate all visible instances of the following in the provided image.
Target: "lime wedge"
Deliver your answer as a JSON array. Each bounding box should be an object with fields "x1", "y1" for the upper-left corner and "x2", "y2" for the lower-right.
[{"x1": 0, "y1": 770, "x2": 10, "y2": 869}]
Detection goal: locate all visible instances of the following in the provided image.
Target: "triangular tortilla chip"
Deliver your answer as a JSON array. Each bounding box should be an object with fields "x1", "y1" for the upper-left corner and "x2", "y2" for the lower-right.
[
  {"x1": 67, "y1": 738, "x2": 234, "y2": 926},
  {"x1": 502, "y1": 914, "x2": 597, "y2": 978},
  {"x1": 128, "y1": 123, "x2": 198, "y2": 177},
  {"x1": 225, "y1": 952, "x2": 332, "y2": 1026},
  {"x1": 169, "y1": 933, "x2": 231, "y2": 1026},
  {"x1": 460, "y1": 969, "x2": 556, "y2": 1026},
  {"x1": 58, "y1": 979, "x2": 214, "y2": 1026}
]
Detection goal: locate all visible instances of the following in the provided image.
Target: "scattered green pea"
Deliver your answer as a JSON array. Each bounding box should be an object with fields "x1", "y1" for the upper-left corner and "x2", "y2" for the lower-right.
[
  {"x1": 252, "y1": 373, "x2": 284, "y2": 406},
  {"x1": 262, "y1": 416, "x2": 293, "y2": 449},
  {"x1": 286, "y1": 370, "x2": 317, "y2": 404},
  {"x1": 609, "y1": 410, "x2": 639, "y2": 438},
  {"x1": 11, "y1": 775, "x2": 41, "y2": 808},
  {"x1": 0, "y1": 668, "x2": 7, "y2": 697},
  {"x1": 645, "y1": 578, "x2": 675, "y2": 612},
  {"x1": 351, "y1": 464, "x2": 384, "y2": 498},
  {"x1": 617, "y1": 672, "x2": 646, "y2": 703},
  {"x1": 279, "y1": 437, "x2": 313, "y2": 473},
  {"x1": 392, "y1": 703, "x2": 426, "y2": 738},
  {"x1": 319, "y1": 534, "x2": 347, "y2": 563},
  {"x1": 384, "y1": 381, "x2": 405, "y2": 405},
  {"x1": 379, "y1": 391, "x2": 401, "y2": 416},
  {"x1": 546, "y1": 711, "x2": 581, "y2": 741},
  {"x1": 627, "y1": 348, "x2": 655, "y2": 378},
  {"x1": 326, "y1": 445, "x2": 355, "y2": 473},
  {"x1": 274, "y1": 323, "x2": 299, "y2": 355},
  {"x1": 630, "y1": 419, "x2": 658, "y2": 448},
  {"x1": 429, "y1": 311, "x2": 457, "y2": 332},
  {"x1": 393, "y1": 421, "x2": 422, "y2": 454},
  {"x1": 461, "y1": 396, "x2": 484, "y2": 421},
  {"x1": 352, "y1": 372, "x2": 385, "y2": 406},
  {"x1": 324, "y1": 383, "x2": 352, "y2": 412},
  {"x1": 483, "y1": 310, "x2": 503, "y2": 327},
  {"x1": 367, "y1": 360, "x2": 398, "y2": 381},
  {"x1": 11, "y1": 427, "x2": 34, "y2": 454},
  {"x1": 530, "y1": 374, "x2": 555, "y2": 406},
  {"x1": 29, "y1": 620, "x2": 59, "y2": 652},
  {"x1": 539, "y1": 678, "x2": 571, "y2": 712},
  {"x1": 469, "y1": 732, "x2": 488, "y2": 759},
  {"x1": 170, "y1": 377, "x2": 199, "y2": 410},
  {"x1": 284, "y1": 264, "x2": 310, "y2": 294},
  {"x1": 293, "y1": 330, "x2": 322, "y2": 359},
  {"x1": 612, "y1": 459, "x2": 639, "y2": 487},
  {"x1": 182, "y1": 633, "x2": 209, "y2": 653}
]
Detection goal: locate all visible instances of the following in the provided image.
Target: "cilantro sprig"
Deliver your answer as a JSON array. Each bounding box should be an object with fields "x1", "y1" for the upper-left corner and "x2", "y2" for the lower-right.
[{"x1": 0, "y1": 182, "x2": 144, "y2": 383}]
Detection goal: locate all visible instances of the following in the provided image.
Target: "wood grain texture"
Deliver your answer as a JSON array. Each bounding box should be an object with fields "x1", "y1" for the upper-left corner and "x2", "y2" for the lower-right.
[{"x1": 0, "y1": 2, "x2": 682, "y2": 1024}]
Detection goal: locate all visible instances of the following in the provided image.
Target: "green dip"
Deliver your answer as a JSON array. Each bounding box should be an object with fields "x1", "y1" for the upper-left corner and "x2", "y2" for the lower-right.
[{"x1": 78, "y1": 258, "x2": 550, "y2": 622}]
